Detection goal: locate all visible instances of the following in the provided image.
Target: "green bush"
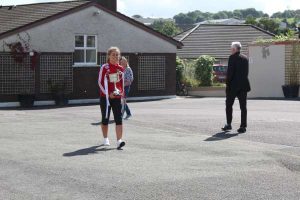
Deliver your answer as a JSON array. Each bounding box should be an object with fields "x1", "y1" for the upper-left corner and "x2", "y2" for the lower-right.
[
  {"x1": 182, "y1": 77, "x2": 200, "y2": 88},
  {"x1": 212, "y1": 82, "x2": 226, "y2": 87},
  {"x1": 183, "y1": 59, "x2": 196, "y2": 80},
  {"x1": 194, "y1": 55, "x2": 216, "y2": 86},
  {"x1": 176, "y1": 57, "x2": 184, "y2": 82}
]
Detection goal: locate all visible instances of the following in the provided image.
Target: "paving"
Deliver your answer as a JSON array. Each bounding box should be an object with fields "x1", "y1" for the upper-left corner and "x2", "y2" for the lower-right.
[{"x1": 0, "y1": 97, "x2": 299, "y2": 200}]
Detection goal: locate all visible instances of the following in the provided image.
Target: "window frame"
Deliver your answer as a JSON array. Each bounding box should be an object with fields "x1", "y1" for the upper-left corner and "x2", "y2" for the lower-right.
[{"x1": 73, "y1": 34, "x2": 97, "y2": 67}]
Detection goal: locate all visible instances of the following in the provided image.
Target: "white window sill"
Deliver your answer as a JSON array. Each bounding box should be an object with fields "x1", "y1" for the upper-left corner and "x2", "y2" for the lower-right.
[{"x1": 73, "y1": 64, "x2": 99, "y2": 67}]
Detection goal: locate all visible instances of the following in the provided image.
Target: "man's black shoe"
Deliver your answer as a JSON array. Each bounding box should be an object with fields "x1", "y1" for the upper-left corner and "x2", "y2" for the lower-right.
[
  {"x1": 237, "y1": 127, "x2": 246, "y2": 133},
  {"x1": 222, "y1": 124, "x2": 232, "y2": 131}
]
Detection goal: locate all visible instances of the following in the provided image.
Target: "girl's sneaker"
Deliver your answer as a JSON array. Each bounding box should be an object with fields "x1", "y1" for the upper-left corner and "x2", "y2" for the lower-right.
[
  {"x1": 117, "y1": 140, "x2": 125, "y2": 150},
  {"x1": 103, "y1": 138, "x2": 110, "y2": 146}
]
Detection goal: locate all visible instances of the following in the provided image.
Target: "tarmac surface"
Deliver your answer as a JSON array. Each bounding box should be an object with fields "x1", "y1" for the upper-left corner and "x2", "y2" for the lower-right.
[{"x1": 0, "y1": 97, "x2": 299, "y2": 200}]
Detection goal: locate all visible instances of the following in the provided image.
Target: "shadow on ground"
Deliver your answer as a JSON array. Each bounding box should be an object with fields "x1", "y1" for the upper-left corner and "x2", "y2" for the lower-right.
[
  {"x1": 204, "y1": 131, "x2": 242, "y2": 141},
  {"x1": 0, "y1": 103, "x2": 100, "y2": 111},
  {"x1": 63, "y1": 145, "x2": 116, "y2": 157},
  {"x1": 91, "y1": 120, "x2": 115, "y2": 126}
]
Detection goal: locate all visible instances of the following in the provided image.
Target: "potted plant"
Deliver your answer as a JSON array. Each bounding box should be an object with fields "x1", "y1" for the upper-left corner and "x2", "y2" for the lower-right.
[
  {"x1": 5, "y1": 33, "x2": 37, "y2": 67},
  {"x1": 282, "y1": 43, "x2": 300, "y2": 98},
  {"x1": 18, "y1": 89, "x2": 35, "y2": 108},
  {"x1": 48, "y1": 79, "x2": 69, "y2": 106}
]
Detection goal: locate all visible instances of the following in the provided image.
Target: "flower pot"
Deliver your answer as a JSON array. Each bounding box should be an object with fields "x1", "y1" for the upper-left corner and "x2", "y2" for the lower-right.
[
  {"x1": 282, "y1": 85, "x2": 299, "y2": 98},
  {"x1": 53, "y1": 93, "x2": 68, "y2": 106},
  {"x1": 18, "y1": 94, "x2": 35, "y2": 108}
]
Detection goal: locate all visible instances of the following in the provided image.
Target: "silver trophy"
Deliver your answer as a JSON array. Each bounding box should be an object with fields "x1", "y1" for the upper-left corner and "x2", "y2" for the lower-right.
[{"x1": 109, "y1": 72, "x2": 121, "y2": 96}]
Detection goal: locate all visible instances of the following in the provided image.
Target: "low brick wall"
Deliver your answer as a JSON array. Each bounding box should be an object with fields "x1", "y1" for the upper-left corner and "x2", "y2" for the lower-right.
[
  {"x1": 0, "y1": 52, "x2": 177, "y2": 103},
  {"x1": 188, "y1": 87, "x2": 225, "y2": 97}
]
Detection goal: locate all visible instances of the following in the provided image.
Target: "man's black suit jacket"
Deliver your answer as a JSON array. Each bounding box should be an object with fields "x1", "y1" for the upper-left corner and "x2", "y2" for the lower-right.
[{"x1": 226, "y1": 52, "x2": 251, "y2": 93}]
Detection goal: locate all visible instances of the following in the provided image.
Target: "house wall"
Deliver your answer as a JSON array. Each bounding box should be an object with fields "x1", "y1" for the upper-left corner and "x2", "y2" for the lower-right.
[
  {"x1": 0, "y1": 52, "x2": 176, "y2": 102},
  {"x1": 0, "y1": 5, "x2": 178, "y2": 104},
  {"x1": 0, "y1": 6, "x2": 177, "y2": 54},
  {"x1": 248, "y1": 45, "x2": 285, "y2": 98}
]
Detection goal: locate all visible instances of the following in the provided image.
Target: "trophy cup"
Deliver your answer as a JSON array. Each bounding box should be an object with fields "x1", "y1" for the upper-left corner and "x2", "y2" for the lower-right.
[{"x1": 109, "y1": 72, "x2": 121, "y2": 96}]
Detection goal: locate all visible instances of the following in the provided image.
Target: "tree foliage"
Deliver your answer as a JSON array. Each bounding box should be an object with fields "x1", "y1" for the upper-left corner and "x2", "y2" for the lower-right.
[
  {"x1": 132, "y1": 14, "x2": 142, "y2": 18},
  {"x1": 258, "y1": 17, "x2": 280, "y2": 34},
  {"x1": 271, "y1": 10, "x2": 300, "y2": 18},
  {"x1": 135, "y1": 8, "x2": 300, "y2": 37},
  {"x1": 246, "y1": 17, "x2": 281, "y2": 34},
  {"x1": 173, "y1": 8, "x2": 265, "y2": 25},
  {"x1": 172, "y1": 8, "x2": 300, "y2": 34},
  {"x1": 151, "y1": 20, "x2": 182, "y2": 37}
]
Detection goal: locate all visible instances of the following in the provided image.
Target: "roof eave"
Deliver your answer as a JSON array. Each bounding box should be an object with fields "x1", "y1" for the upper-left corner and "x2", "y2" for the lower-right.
[
  {"x1": 0, "y1": 1, "x2": 92, "y2": 40},
  {"x1": 246, "y1": 24, "x2": 276, "y2": 37}
]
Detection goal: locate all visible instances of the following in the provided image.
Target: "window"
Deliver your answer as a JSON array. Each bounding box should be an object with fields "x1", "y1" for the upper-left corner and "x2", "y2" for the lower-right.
[{"x1": 74, "y1": 35, "x2": 97, "y2": 65}]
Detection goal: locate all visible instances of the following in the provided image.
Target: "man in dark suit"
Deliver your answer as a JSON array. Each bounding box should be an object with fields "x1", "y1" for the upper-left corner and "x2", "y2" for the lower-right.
[{"x1": 222, "y1": 42, "x2": 251, "y2": 133}]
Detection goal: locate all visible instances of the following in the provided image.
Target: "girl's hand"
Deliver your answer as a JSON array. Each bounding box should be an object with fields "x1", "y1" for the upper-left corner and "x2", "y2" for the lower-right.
[{"x1": 109, "y1": 93, "x2": 115, "y2": 99}]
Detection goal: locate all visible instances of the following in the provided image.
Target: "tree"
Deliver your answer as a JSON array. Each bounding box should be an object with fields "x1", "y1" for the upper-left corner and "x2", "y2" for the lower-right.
[
  {"x1": 240, "y1": 8, "x2": 263, "y2": 18},
  {"x1": 295, "y1": 14, "x2": 300, "y2": 22},
  {"x1": 233, "y1": 10, "x2": 242, "y2": 19},
  {"x1": 151, "y1": 20, "x2": 182, "y2": 37},
  {"x1": 213, "y1": 11, "x2": 228, "y2": 19},
  {"x1": 282, "y1": 10, "x2": 295, "y2": 18},
  {"x1": 245, "y1": 16, "x2": 258, "y2": 26},
  {"x1": 224, "y1": 11, "x2": 234, "y2": 18},
  {"x1": 174, "y1": 13, "x2": 195, "y2": 24},
  {"x1": 187, "y1": 11, "x2": 199, "y2": 21},
  {"x1": 263, "y1": 13, "x2": 269, "y2": 18},
  {"x1": 271, "y1": 10, "x2": 300, "y2": 18},
  {"x1": 246, "y1": 14, "x2": 253, "y2": 19},
  {"x1": 172, "y1": 8, "x2": 272, "y2": 25},
  {"x1": 272, "y1": 12, "x2": 282, "y2": 18},
  {"x1": 132, "y1": 14, "x2": 142, "y2": 18},
  {"x1": 258, "y1": 18, "x2": 280, "y2": 34},
  {"x1": 196, "y1": 15, "x2": 206, "y2": 23},
  {"x1": 202, "y1": 12, "x2": 213, "y2": 19}
]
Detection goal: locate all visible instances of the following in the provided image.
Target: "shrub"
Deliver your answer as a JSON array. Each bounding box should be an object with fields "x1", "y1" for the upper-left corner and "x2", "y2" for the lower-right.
[
  {"x1": 176, "y1": 57, "x2": 184, "y2": 82},
  {"x1": 182, "y1": 77, "x2": 200, "y2": 88},
  {"x1": 194, "y1": 55, "x2": 216, "y2": 86}
]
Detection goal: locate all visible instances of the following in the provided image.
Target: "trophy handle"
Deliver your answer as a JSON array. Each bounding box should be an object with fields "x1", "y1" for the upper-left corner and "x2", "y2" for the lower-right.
[{"x1": 116, "y1": 71, "x2": 122, "y2": 82}]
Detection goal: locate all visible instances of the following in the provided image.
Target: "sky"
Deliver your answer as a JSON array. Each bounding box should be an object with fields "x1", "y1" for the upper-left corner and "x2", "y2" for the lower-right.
[{"x1": 1, "y1": 0, "x2": 300, "y2": 18}]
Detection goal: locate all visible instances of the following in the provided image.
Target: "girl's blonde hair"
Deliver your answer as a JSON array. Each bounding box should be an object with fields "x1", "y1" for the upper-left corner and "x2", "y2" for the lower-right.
[{"x1": 106, "y1": 46, "x2": 121, "y2": 63}]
